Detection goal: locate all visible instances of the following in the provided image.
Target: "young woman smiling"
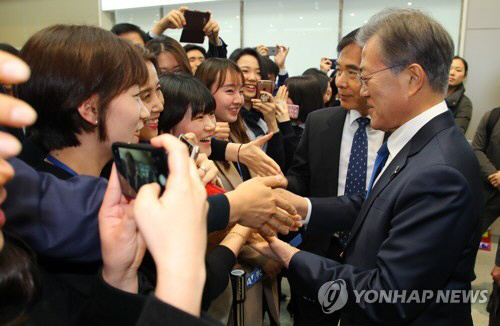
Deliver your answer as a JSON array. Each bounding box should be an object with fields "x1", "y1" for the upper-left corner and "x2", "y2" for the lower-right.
[{"x1": 18, "y1": 25, "x2": 150, "y2": 179}]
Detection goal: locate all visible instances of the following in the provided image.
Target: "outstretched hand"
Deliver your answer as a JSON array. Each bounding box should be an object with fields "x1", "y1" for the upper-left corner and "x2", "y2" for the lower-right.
[
  {"x1": 247, "y1": 233, "x2": 300, "y2": 268},
  {"x1": 225, "y1": 175, "x2": 302, "y2": 236},
  {"x1": 238, "y1": 133, "x2": 282, "y2": 176}
]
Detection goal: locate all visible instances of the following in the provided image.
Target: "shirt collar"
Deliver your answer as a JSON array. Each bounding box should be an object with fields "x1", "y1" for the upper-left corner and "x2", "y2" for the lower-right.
[
  {"x1": 347, "y1": 109, "x2": 370, "y2": 126},
  {"x1": 387, "y1": 101, "x2": 448, "y2": 158}
]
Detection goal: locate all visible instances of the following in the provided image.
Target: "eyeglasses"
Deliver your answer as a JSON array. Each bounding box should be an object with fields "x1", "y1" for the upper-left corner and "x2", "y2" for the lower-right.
[{"x1": 357, "y1": 64, "x2": 405, "y2": 86}]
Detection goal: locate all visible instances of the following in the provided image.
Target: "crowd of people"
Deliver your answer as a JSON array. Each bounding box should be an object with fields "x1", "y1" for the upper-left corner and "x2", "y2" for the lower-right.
[{"x1": 0, "y1": 5, "x2": 499, "y2": 326}]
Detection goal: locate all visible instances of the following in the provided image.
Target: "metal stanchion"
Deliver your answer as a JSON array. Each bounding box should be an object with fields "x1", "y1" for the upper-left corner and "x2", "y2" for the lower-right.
[{"x1": 230, "y1": 269, "x2": 246, "y2": 326}]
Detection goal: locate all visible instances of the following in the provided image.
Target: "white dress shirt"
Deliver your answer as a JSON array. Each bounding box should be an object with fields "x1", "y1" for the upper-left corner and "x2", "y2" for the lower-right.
[{"x1": 373, "y1": 101, "x2": 449, "y2": 186}]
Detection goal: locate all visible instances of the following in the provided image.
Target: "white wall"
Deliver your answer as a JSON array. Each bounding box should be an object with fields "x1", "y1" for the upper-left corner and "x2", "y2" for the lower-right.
[
  {"x1": 243, "y1": 0, "x2": 339, "y2": 77},
  {"x1": 0, "y1": 0, "x2": 113, "y2": 48},
  {"x1": 342, "y1": 0, "x2": 462, "y2": 53}
]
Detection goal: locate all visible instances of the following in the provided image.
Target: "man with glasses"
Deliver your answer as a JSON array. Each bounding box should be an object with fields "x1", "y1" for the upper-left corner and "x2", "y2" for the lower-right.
[
  {"x1": 264, "y1": 8, "x2": 482, "y2": 325},
  {"x1": 285, "y1": 28, "x2": 385, "y2": 325}
]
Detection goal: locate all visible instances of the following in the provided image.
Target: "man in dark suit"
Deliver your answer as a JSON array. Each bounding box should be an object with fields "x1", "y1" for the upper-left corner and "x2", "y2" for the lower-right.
[
  {"x1": 255, "y1": 8, "x2": 482, "y2": 325},
  {"x1": 285, "y1": 29, "x2": 385, "y2": 325}
]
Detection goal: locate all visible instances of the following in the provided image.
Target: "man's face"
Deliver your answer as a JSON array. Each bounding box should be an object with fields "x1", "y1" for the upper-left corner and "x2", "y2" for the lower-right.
[
  {"x1": 359, "y1": 36, "x2": 410, "y2": 132},
  {"x1": 187, "y1": 49, "x2": 205, "y2": 74},
  {"x1": 335, "y1": 43, "x2": 367, "y2": 114},
  {"x1": 118, "y1": 32, "x2": 144, "y2": 46}
]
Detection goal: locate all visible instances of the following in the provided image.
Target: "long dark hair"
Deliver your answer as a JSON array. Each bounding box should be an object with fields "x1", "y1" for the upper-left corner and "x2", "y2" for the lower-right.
[
  {"x1": 0, "y1": 233, "x2": 40, "y2": 324},
  {"x1": 228, "y1": 47, "x2": 268, "y2": 81},
  {"x1": 147, "y1": 36, "x2": 192, "y2": 74},
  {"x1": 194, "y1": 58, "x2": 250, "y2": 144},
  {"x1": 285, "y1": 75, "x2": 324, "y2": 123}
]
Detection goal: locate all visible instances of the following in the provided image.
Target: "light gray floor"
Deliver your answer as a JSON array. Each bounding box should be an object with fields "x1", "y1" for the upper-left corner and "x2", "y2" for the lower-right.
[{"x1": 264, "y1": 236, "x2": 498, "y2": 326}]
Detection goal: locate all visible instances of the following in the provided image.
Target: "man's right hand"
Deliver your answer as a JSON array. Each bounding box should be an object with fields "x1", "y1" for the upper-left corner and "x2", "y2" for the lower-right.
[{"x1": 225, "y1": 175, "x2": 301, "y2": 236}]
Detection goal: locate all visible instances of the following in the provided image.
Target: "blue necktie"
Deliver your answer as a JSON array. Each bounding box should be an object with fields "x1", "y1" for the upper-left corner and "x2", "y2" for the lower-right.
[
  {"x1": 366, "y1": 141, "x2": 390, "y2": 196},
  {"x1": 339, "y1": 117, "x2": 370, "y2": 247}
]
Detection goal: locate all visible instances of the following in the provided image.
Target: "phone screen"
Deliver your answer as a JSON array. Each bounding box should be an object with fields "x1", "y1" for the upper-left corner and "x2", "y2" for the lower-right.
[
  {"x1": 287, "y1": 104, "x2": 300, "y2": 119},
  {"x1": 112, "y1": 142, "x2": 169, "y2": 199}
]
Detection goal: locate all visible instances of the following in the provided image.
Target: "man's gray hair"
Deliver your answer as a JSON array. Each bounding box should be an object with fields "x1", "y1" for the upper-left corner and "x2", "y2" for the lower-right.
[{"x1": 356, "y1": 8, "x2": 454, "y2": 94}]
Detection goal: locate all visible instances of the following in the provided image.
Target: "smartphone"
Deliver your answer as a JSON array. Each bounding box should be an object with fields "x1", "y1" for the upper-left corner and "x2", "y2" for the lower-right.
[
  {"x1": 179, "y1": 134, "x2": 200, "y2": 160},
  {"x1": 330, "y1": 58, "x2": 337, "y2": 69},
  {"x1": 267, "y1": 46, "x2": 279, "y2": 56},
  {"x1": 257, "y1": 80, "x2": 273, "y2": 103},
  {"x1": 287, "y1": 104, "x2": 300, "y2": 119},
  {"x1": 112, "y1": 142, "x2": 169, "y2": 199},
  {"x1": 180, "y1": 10, "x2": 211, "y2": 43}
]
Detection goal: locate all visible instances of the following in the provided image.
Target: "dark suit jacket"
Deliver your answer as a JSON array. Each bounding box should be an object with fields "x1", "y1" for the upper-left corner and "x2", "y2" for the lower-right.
[
  {"x1": 287, "y1": 106, "x2": 347, "y2": 197},
  {"x1": 471, "y1": 109, "x2": 500, "y2": 265},
  {"x1": 288, "y1": 111, "x2": 483, "y2": 325}
]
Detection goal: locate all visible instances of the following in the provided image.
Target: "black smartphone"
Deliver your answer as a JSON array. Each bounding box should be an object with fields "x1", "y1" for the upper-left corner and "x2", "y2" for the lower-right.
[
  {"x1": 112, "y1": 142, "x2": 169, "y2": 199},
  {"x1": 180, "y1": 10, "x2": 211, "y2": 43},
  {"x1": 330, "y1": 58, "x2": 337, "y2": 69},
  {"x1": 179, "y1": 134, "x2": 200, "y2": 160}
]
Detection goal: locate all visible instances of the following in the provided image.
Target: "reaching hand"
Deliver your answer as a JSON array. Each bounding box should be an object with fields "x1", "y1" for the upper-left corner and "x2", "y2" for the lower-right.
[
  {"x1": 274, "y1": 45, "x2": 289, "y2": 70},
  {"x1": 225, "y1": 175, "x2": 302, "y2": 236},
  {"x1": 237, "y1": 133, "x2": 281, "y2": 176},
  {"x1": 135, "y1": 133, "x2": 208, "y2": 316},
  {"x1": 247, "y1": 233, "x2": 299, "y2": 268}
]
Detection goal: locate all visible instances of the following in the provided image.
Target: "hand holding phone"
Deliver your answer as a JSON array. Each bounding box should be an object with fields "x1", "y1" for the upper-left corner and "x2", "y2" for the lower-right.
[
  {"x1": 179, "y1": 134, "x2": 200, "y2": 160},
  {"x1": 112, "y1": 142, "x2": 169, "y2": 199},
  {"x1": 180, "y1": 10, "x2": 211, "y2": 43},
  {"x1": 257, "y1": 80, "x2": 273, "y2": 103},
  {"x1": 267, "y1": 46, "x2": 279, "y2": 56}
]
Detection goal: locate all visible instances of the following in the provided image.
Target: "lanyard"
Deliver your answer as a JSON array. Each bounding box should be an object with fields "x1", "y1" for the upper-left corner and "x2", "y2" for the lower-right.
[{"x1": 46, "y1": 154, "x2": 78, "y2": 176}]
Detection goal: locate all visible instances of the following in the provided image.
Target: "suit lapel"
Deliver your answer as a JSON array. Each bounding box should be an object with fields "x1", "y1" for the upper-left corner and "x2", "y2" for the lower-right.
[
  {"x1": 321, "y1": 108, "x2": 347, "y2": 196},
  {"x1": 344, "y1": 111, "x2": 455, "y2": 249}
]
